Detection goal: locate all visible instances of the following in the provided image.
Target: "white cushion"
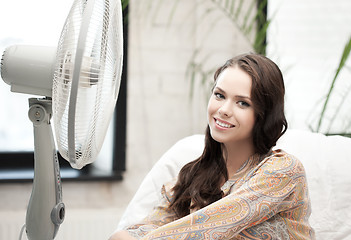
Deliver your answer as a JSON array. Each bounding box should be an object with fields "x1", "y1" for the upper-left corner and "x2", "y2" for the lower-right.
[
  {"x1": 117, "y1": 129, "x2": 351, "y2": 239},
  {"x1": 117, "y1": 134, "x2": 204, "y2": 230},
  {"x1": 275, "y1": 129, "x2": 351, "y2": 239}
]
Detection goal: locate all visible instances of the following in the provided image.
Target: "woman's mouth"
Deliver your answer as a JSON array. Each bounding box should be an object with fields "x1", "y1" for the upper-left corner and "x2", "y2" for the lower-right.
[{"x1": 214, "y1": 118, "x2": 235, "y2": 128}]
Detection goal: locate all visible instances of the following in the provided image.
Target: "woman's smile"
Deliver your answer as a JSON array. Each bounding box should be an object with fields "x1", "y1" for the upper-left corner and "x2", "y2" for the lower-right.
[{"x1": 214, "y1": 118, "x2": 235, "y2": 129}]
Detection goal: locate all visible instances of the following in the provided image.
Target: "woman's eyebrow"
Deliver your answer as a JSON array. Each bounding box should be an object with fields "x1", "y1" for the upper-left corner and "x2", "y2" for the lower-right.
[
  {"x1": 215, "y1": 87, "x2": 251, "y2": 100},
  {"x1": 236, "y1": 95, "x2": 251, "y2": 100},
  {"x1": 213, "y1": 86, "x2": 225, "y2": 93},
  {"x1": 214, "y1": 86, "x2": 252, "y2": 102}
]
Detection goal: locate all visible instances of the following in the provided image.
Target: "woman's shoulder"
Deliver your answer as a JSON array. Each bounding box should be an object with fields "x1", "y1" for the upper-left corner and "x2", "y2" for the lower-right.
[{"x1": 254, "y1": 149, "x2": 306, "y2": 176}]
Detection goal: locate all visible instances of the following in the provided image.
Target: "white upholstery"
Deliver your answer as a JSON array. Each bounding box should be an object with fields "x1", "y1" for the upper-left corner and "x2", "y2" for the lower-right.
[{"x1": 117, "y1": 129, "x2": 351, "y2": 239}]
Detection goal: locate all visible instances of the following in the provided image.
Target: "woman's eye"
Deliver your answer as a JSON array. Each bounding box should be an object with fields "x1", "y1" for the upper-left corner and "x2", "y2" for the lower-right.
[
  {"x1": 214, "y1": 92, "x2": 224, "y2": 99},
  {"x1": 238, "y1": 101, "x2": 250, "y2": 107}
]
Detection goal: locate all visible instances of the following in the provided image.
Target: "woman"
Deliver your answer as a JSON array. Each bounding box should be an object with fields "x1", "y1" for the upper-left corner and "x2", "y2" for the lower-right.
[{"x1": 110, "y1": 53, "x2": 315, "y2": 239}]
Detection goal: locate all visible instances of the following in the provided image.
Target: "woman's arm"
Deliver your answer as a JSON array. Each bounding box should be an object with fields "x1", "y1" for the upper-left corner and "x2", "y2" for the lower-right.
[
  {"x1": 110, "y1": 182, "x2": 178, "y2": 239},
  {"x1": 139, "y1": 154, "x2": 311, "y2": 239}
]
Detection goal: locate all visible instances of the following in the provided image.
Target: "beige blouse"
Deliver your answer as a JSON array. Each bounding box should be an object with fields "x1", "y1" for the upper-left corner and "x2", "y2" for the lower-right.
[{"x1": 126, "y1": 150, "x2": 315, "y2": 239}]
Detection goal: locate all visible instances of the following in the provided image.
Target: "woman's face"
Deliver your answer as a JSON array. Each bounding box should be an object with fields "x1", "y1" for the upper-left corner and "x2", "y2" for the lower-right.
[{"x1": 207, "y1": 66, "x2": 255, "y2": 148}]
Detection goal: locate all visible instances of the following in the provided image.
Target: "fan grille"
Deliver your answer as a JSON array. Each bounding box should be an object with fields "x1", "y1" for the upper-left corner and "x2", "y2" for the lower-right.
[{"x1": 52, "y1": 0, "x2": 123, "y2": 169}]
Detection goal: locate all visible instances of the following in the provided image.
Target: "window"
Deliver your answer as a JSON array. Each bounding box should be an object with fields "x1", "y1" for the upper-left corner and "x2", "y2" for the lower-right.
[{"x1": 0, "y1": 0, "x2": 127, "y2": 183}]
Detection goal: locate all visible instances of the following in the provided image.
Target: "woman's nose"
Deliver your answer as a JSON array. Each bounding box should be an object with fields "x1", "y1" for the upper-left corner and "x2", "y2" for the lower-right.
[{"x1": 218, "y1": 101, "x2": 233, "y2": 117}]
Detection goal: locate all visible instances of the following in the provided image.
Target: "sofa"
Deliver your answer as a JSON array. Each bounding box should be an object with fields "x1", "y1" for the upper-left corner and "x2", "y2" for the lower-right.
[{"x1": 117, "y1": 129, "x2": 351, "y2": 239}]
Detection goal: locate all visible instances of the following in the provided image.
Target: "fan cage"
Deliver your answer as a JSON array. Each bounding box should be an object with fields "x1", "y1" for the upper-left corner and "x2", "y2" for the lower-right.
[{"x1": 52, "y1": 0, "x2": 123, "y2": 169}]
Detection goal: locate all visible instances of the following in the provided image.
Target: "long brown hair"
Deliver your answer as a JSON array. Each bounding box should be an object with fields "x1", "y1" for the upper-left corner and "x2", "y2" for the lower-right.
[{"x1": 169, "y1": 53, "x2": 288, "y2": 218}]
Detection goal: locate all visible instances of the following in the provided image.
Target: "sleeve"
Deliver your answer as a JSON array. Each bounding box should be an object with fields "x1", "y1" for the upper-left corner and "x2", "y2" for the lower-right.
[
  {"x1": 139, "y1": 154, "x2": 309, "y2": 240},
  {"x1": 126, "y1": 181, "x2": 179, "y2": 239}
]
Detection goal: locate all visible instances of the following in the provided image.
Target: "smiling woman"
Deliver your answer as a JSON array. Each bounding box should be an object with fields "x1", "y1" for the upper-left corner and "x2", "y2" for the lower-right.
[{"x1": 110, "y1": 53, "x2": 314, "y2": 240}]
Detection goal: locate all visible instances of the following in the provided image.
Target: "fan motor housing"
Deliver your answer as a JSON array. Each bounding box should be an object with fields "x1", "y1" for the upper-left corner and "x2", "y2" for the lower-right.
[{"x1": 1, "y1": 45, "x2": 56, "y2": 97}]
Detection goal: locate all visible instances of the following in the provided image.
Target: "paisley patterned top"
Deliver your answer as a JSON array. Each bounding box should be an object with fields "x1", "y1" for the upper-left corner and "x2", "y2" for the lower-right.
[{"x1": 126, "y1": 150, "x2": 315, "y2": 239}]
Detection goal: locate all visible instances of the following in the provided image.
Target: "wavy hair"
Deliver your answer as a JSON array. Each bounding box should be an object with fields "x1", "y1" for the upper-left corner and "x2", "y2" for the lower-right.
[{"x1": 168, "y1": 53, "x2": 288, "y2": 218}]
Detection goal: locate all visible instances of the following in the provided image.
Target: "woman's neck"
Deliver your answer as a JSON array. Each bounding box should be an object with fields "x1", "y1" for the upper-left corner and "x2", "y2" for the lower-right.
[{"x1": 223, "y1": 140, "x2": 255, "y2": 178}]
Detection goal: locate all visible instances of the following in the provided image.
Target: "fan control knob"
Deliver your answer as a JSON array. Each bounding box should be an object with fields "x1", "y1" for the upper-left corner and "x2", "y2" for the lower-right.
[{"x1": 51, "y1": 202, "x2": 65, "y2": 225}]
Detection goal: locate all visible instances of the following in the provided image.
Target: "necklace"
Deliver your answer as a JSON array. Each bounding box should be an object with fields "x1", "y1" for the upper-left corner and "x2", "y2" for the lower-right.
[{"x1": 236, "y1": 157, "x2": 250, "y2": 173}]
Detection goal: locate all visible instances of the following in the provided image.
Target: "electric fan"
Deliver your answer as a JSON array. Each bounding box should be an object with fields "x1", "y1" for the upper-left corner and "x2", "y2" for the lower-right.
[{"x1": 0, "y1": 0, "x2": 123, "y2": 239}]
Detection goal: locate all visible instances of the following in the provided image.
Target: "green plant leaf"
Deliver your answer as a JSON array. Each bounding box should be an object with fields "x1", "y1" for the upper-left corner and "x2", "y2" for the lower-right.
[{"x1": 316, "y1": 35, "x2": 351, "y2": 132}]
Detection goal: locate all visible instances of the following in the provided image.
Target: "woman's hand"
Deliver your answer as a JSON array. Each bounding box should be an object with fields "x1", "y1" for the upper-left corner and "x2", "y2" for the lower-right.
[{"x1": 109, "y1": 230, "x2": 137, "y2": 240}]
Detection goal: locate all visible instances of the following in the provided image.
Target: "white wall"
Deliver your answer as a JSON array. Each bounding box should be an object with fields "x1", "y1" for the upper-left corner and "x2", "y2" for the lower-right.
[
  {"x1": 267, "y1": 0, "x2": 351, "y2": 134},
  {"x1": 126, "y1": 0, "x2": 254, "y2": 173}
]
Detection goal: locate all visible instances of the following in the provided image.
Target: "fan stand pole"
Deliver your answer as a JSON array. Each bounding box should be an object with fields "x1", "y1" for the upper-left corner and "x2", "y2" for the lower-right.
[{"x1": 26, "y1": 98, "x2": 65, "y2": 240}]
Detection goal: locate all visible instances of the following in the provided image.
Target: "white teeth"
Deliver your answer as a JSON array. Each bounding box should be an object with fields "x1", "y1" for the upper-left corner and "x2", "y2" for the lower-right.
[{"x1": 216, "y1": 119, "x2": 233, "y2": 128}]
